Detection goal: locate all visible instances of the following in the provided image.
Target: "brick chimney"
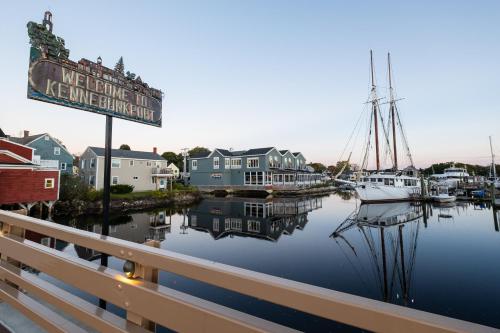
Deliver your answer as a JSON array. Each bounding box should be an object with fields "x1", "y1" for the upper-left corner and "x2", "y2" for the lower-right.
[
  {"x1": 23, "y1": 130, "x2": 30, "y2": 138},
  {"x1": 153, "y1": 147, "x2": 157, "y2": 155}
]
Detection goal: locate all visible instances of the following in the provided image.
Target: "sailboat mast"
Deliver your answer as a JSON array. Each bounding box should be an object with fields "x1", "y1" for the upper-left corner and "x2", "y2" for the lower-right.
[
  {"x1": 371, "y1": 50, "x2": 381, "y2": 171},
  {"x1": 388, "y1": 53, "x2": 398, "y2": 170},
  {"x1": 490, "y1": 136, "x2": 497, "y2": 179}
]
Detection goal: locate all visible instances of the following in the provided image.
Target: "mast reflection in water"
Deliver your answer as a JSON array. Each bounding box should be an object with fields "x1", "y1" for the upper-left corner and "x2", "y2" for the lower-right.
[{"x1": 332, "y1": 202, "x2": 425, "y2": 305}]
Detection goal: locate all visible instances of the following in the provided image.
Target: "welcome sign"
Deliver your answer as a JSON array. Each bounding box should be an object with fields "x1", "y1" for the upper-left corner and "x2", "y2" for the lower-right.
[{"x1": 27, "y1": 13, "x2": 163, "y2": 127}]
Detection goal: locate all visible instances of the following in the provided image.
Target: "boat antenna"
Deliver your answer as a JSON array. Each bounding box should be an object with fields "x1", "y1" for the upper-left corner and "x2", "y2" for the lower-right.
[
  {"x1": 388, "y1": 52, "x2": 398, "y2": 170},
  {"x1": 370, "y1": 50, "x2": 381, "y2": 171}
]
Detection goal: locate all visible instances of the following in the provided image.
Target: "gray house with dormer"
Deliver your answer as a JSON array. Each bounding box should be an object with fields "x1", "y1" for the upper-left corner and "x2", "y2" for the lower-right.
[
  {"x1": 9, "y1": 130, "x2": 73, "y2": 174},
  {"x1": 188, "y1": 147, "x2": 323, "y2": 191},
  {"x1": 80, "y1": 147, "x2": 171, "y2": 191}
]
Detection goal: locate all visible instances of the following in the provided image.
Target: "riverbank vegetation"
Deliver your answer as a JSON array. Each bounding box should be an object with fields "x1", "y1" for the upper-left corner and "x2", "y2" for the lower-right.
[{"x1": 59, "y1": 175, "x2": 197, "y2": 203}]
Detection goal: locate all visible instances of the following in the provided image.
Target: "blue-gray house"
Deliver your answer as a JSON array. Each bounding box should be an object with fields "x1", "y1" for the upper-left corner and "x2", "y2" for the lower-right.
[
  {"x1": 188, "y1": 147, "x2": 324, "y2": 191},
  {"x1": 9, "y1": 131, "x2": 74, "y2": 174}
]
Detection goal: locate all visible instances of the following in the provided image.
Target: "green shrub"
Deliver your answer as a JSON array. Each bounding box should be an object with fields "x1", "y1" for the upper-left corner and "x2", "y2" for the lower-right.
[
  {"x1": 110, "y1": 184, "x2": 134, "y2": 194},
  {"x1": 86, "y1": 189, "x2": 103, "y2": 201},
  {"x1": 59, "y1": 174, "x2": 91, "y2": 201}
]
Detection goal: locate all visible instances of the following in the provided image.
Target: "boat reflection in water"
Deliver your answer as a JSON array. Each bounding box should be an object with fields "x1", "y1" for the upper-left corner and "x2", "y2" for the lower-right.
[
  {"x1": 331, "y1": 202, "x2": 425, "y2": 305},
  {"x1": 187, "y1": 197, "x2": 323, "y2": 241}
]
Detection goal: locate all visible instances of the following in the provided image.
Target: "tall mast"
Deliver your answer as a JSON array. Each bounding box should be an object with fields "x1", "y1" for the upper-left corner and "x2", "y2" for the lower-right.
[
  {"x1": 490, "y1": 136, "x2": 497, "y2": 179},
  {"x1": 371, "y1": 50, "x2": 381, "y2": 171},
  {"x1": 388, "y1": 53, "x2": 398, "y2": 170}
]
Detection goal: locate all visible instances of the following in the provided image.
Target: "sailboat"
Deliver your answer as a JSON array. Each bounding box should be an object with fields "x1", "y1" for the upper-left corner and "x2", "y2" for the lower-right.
[
  {"x1": 342, "y1": 51, "x2": 421, "y2": 202},
  {"x1": 488, "y1": 136, "x2": 500, "y2": 189}
]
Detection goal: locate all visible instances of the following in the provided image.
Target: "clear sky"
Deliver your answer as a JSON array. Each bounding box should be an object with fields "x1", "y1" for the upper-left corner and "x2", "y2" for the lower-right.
[{"x1": 1, "y1": 1, "x2": 499, "y2": 168}]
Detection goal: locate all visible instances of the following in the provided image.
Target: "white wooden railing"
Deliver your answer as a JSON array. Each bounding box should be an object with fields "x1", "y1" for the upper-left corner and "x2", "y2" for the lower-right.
[{"x1": 0, "y1": 210, "x2": 498, "y2": 333}]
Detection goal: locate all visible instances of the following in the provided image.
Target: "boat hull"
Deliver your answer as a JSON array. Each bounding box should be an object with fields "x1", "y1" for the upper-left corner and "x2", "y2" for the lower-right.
[
  {"x1": 355, "y1": 184, "x2": 421, "y2": 203},
  {"x1": 431, "y1": 195, "x2": 456, "y2": 203}
]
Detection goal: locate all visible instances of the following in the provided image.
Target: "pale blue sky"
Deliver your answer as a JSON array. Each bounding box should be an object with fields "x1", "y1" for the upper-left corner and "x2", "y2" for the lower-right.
[{"x1": 0, "y1": 1, "x2": 499, "y2": 168}]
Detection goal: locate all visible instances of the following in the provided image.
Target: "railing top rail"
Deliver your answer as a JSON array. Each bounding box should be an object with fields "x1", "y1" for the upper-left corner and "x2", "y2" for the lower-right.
[{"x1": 1, "y1": 209, "x2": 498, "y2": 333}]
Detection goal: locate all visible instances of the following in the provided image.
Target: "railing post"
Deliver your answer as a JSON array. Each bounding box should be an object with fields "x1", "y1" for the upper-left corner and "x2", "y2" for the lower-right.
[
  {"x1": 1, "y1": 212, "x2": 26, "y2": 289},
  {"x1": 126, "y1": 239, "x2": 160, "y2": 331}
]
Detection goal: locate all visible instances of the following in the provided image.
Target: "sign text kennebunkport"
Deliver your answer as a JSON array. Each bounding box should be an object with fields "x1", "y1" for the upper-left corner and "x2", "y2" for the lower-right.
[{"x1": 27, "y1": 13, "x2": 163, "y2": 127}]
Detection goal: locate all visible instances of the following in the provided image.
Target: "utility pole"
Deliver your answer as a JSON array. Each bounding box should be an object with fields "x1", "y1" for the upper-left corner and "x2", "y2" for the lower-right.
[{"x1": 181, "y1": 148, "x2": 189, "y2": 185}]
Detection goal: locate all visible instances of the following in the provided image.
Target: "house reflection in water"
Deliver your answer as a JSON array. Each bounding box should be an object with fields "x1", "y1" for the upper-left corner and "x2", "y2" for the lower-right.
[
  {"x1": 69, "y1": 210, "x2": 171, "y2": 261},
  {"x1": 187, "y1": 197, "x2": 323, "y2": 241}
]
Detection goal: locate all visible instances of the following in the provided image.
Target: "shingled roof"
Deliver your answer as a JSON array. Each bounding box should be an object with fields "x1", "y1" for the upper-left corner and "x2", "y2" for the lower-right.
[
  {"x1": 9, "y1": 133, "x2": 46, "y2": 145},
  {"x1": 89, "y1": 147, "x2": 165, "y2": 161},
  {"x1": 189, "y1": 150, "x2": 212, "y2": 158},
  {"x1": 241, "y1": 147, "x2": 275, "y2": 156}
]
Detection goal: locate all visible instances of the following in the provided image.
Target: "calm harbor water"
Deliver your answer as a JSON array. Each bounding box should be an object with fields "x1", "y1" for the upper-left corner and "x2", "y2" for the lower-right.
[{"x1": 39, "y1": 193, "x2": 500, "y2": 332}]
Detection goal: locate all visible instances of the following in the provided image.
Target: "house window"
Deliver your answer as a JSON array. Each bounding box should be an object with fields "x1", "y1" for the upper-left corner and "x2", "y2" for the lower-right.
[
  {"x1": 244, "y1": 172, "x2": 264, "y2": 185},
  {"x1": 111, "y1": 159, "x2": 121, "y2": 168},
  {"x1": 112, "y1": 176, "x2": 119, "y2": 185},
  {"x1": 192, "y1": 160, "x2": 198, "y2": 170},
  {"x1": 89, "y1": 175, "x2": 95, "y2": 185},
  {"x1": 266, "y1": 172, "x2": 272, "y2": 184},
  {"x1": 146, "y1": 161, "x2": 152, "y2": 167},
  {"x1": 225, "y1": 158, "x2": 230, "y2": 169},
  {"x1": 213, "y1": 218, "x2": 219, "y2": 232},
  {"x1": 130, "y1": 160, "x2": 134, "y2": 167},
  {"x1": 248, "y1": 220, "x2": 260, "y2": 233},
  {"x1": 60, "y1": 162, "x2": 66, "y2": 170},
  {"x1": 90, "y1": 158, "x2": 95, "y2": 168},
  {"x1": 81, "y1": 159, "x2": 86, "y2": 169},
  {"x1": 247, "y1": 157, "x2": 259, "y2": 168},
  {"x1": 231, "y1": 158, "x2": 242, "y2": 169},
  {"x1": 54, "y1": 147, "x2": 60, "y2": 155},
  {"x1": 44, "y1": 178, "x2": 54, "y2": 189},
  {"x1": 213, "y1": 157, "x2": 220, "y2": 169},
  {"x1": 44, "y1": 135, "x2": 49, "y2": 141}
]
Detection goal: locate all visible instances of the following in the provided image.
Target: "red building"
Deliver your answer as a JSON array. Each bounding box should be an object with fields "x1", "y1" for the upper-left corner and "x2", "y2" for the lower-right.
[{"x1": 0, "y1": 134, "x2": 60, "y2": 210}]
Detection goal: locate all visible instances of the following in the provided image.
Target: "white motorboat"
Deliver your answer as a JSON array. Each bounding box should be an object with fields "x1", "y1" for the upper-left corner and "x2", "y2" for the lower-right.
[
  {"x1": 430, "y1": 185, "x2": 456, "y2": 203},
  {"x1": 430, "y1": 164, "x2": 470, "y2": 189}
]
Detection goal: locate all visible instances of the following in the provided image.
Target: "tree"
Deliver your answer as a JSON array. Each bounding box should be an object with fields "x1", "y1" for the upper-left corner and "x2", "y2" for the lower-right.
[
  {"x1": 329, "y1": 160, "x2": 351, "y2": 176},
  {"x1": 308, "y1": 162, "x2": 327, "y2": 173},
  {"x1": 161, "y1": 151, "x2": 182, "y2": 167},
  {"x1": 114, "y1": 56, "x2": 124, "y2": 74},
  {"x1": 119, "y1": 144, "x2": 131, "y2": 150},
  {"x1": 188, "y1": 147, "x2": 211, "y2": 157}
]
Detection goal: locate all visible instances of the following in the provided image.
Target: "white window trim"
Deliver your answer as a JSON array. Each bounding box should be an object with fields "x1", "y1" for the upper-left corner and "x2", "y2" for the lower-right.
[
  {"x1": 213, "y1": 157, "x2": 220, "y2": 170},
  {"x1": 231, "y1": 158, "x2": 242, "y2": 169},
  {"x1": 112, "y1": 176, "x2": 119, "y2": 185},
  {"x1": 54, "y1": 147, "x2": 61, "y2": 155},
  {"x1": 60, "y1": 162, "x2": 66, "y2": 171},
  {"x1": 44, "y1": 178, "x2": 54, "y2": 189},
  {"x1": 224, "y1": 158, "x2": 230, "y2": 169},
  {"x1": 192, "y1": 160, "x2": 198, "y2": 170},
  {"x1": 111, "y1": 158, "x2": 121, "y2": 168},
  {"x1": 247, "y1": 157, "x2": 259, "y2": 169}
]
